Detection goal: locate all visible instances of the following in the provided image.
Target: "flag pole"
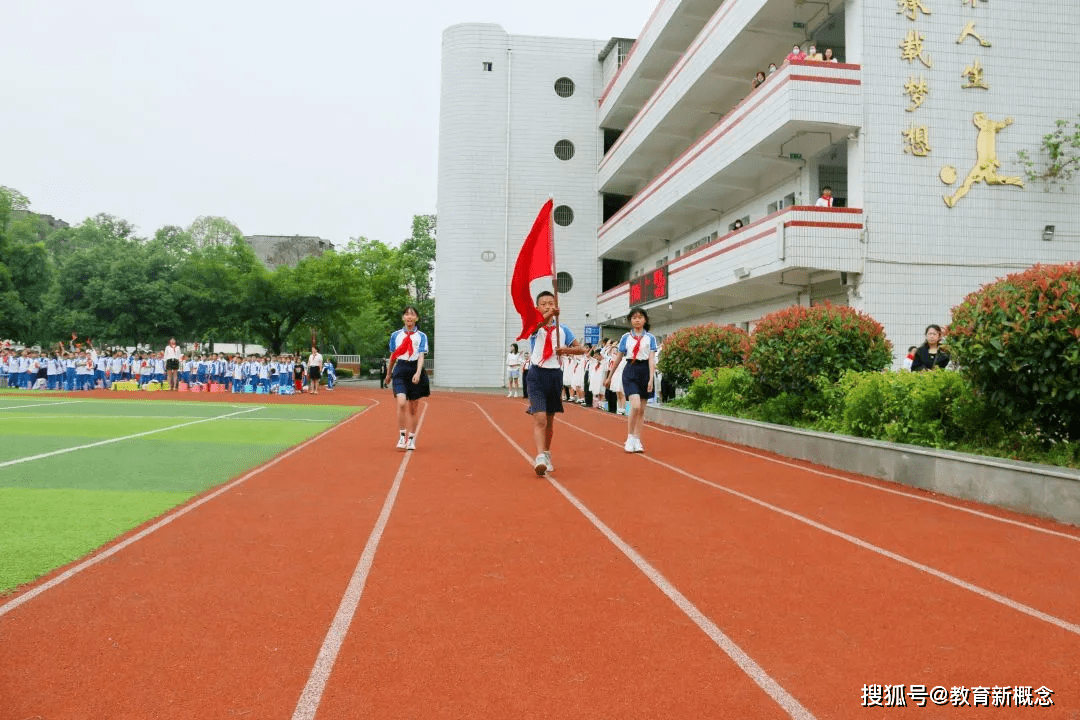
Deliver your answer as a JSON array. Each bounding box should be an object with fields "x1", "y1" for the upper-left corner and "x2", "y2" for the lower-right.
[{"x1": 548, "y1": 196, "x2": 559, "y2": 349}]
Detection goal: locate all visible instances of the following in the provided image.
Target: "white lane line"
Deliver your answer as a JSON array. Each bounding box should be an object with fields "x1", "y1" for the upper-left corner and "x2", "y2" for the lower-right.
[
  {"x1": 564, "y1": 419, "x2": 1080, "y2": 638},
  {"x1": 645, "y1": 421, "x2": 1080, "y2": 543},
  {"x1": 293, "y1": 404, "x2": 427, "y2": 720},
  {"x1": 0, "y1": 403, "x2": 374, "y2": 618},
  {"x1": 472, "y1": 402, "x2": 815, "y2": 720},
  {"x1": 0, "y1": 407, "x2": 266, "y2": 469},
  {"x1": 0, "y1": 401, "x2": 84, "y2": 411}
]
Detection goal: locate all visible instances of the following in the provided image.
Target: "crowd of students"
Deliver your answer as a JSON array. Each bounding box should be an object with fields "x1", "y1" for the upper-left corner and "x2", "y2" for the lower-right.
[{"x1": 0, "y1": 341, "x2": 335, "y2": 395}]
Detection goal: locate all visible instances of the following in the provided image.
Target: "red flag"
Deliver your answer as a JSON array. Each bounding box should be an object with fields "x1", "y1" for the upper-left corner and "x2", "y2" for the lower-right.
[{"x1": 510, "y1": 199, "x2": 555, "y2": 340}]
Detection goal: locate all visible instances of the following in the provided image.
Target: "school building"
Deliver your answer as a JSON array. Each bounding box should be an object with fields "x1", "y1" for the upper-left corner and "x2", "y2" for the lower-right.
[{"x1": 434, "y1": 1, "x2": 1079, "y2": 387}]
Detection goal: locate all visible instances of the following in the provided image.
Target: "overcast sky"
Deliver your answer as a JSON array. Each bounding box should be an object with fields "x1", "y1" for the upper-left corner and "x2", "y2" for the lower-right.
[{"x1": 2, "y1": 1, "x2": 656, "y2": 247}]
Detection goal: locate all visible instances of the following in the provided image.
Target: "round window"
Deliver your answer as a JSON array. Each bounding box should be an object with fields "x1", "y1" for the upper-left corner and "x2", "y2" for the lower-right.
[
  {"x1": 554, "y1": 140, "x2": 575, "y2": 161},
  {"x1": 553, "y1": 205, "x2": 574, "y2": 227},
  {"x1": 556, "y1": 271, "x2": 573, "y2": 294},
  {"x1": 554, "y1": 77, "x2": 575, "y2": 98}
]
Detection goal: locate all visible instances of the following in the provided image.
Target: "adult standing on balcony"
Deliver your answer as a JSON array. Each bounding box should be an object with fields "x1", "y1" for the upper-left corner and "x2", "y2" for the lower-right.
[{"x1": 785, "y1": 44, "x2": 806, "y2": 64}]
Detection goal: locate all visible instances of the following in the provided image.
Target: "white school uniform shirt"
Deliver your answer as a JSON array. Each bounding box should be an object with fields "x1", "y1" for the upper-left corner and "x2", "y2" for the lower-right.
[
  {"x1": 528, "y1": 323, "x2": 576, "y2": 370},
  {"x1": 617, "y1": 330, "x2": 659, "y2": 361},
  {"x1": 111, "y1": 357, "x2": 122, "y2": 373},
  {"x1": 164, "y1": 344, "x2": 182, "y2": 361},
  {"x1": 388, "y1": 328, "x2": 428, "y2": 362},
  {"x1": 507, "y1": 352, "x2": 522, "y2": 369},
  {"x1": 64, "y1": 357, "x2": 75, "y2": 371},
  {"x1": 258, "y1": 363, "x2": 269, "y2": 379},
  {"x1": 154, "y1": 358, "x2": 165, "y2": 373}
]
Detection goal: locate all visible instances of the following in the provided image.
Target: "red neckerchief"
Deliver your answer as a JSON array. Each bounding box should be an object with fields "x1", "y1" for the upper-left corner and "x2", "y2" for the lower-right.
[
  {"x1": 541, "y1": 324, "x2": 557, "y2": 362},
  {"x1": 390, "y1": 329, "x2": 416, "y2": 362},
  {"x1": 631, "y1": 330, "x2": 645, "y2": 360}
]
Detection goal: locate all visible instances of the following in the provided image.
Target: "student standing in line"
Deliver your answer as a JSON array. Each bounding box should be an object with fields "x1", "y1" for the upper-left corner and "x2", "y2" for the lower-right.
[
  {"x1": 506, "y1": 343, "x2": 523, "y2": 397},
  {"x1": 605, "y1": 307, "x2": 659, "y2": 453},
  {"x1": 525, "y1": 291, "x2": 585, "y2": 476},
  {"x1": 307, "y1": 347, "x2": 322, "y2": 396},
  {"x1": 384, "y1": 305, "x2": 430, "y2": 451}
]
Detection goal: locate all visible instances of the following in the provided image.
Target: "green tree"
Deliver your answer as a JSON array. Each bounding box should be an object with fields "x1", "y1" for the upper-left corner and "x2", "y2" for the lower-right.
[
  {"x1": 188, "y1": 216, "x2": 243, "y2": 249},
  {"x1": 245, "y1": 250, "x2": 367, "y2": 355},
  {"x1": 0, "y1": 187, "x2": 54, "y2": 342}
]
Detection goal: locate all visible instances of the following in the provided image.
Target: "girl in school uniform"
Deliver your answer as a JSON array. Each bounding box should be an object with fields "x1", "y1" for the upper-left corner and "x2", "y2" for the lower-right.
[
  {"x1": 588, "y1": 349, "x2": 607, "y2": 408},
  {"x1": 605, "y1": 307, "x2": 659, "y2": 453},
  {"x1": 384, "y1": 305, "x2": 430, "y2": 451},
  {"x1": 506, "y1": 343, "x2": 523, "y2": 398}
]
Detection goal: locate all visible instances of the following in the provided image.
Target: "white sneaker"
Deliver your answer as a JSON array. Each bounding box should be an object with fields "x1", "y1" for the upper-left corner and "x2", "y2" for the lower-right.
[
  {"x1": 617, "y1": 408, "x2": 625, "y2": 416},
  {"x1": 406, "y1": 435, "x2": 416, "y2": 451},
  {"x1": 633, "y1": 437, "x2": 644, "y2": 453},
  {"x1": 544, "y1": 453, "x2": 554, "y2": 473},
  {"x1": 533, "y1": 454, "x2": 548, "y2": 476},
  {"x1": 624, "y1": 437, "x2": 635, "y2": 453},
  {"x1": 396, "y1": 434, "x2": 407, "y2": 450},
  {"x1": 507, "y1": 391, "x2": 512, "y2": 397}
]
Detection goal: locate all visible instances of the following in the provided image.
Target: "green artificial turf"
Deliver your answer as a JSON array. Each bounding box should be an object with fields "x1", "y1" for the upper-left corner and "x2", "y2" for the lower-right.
[
  {"x1": 0, "y1": 487, "x2": 191, "y2": 592},
  {"x1": 0, "y1": 399, "x2": 360, "y2": 594}
]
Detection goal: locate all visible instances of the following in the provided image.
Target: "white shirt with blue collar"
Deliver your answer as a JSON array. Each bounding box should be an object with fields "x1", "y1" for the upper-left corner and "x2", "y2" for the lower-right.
[
  {"x1": 528, "y1": 323, "x2": 576, "y2": 370},
  {"x1": 617, "y1": 330, "x2": 658, "y2": 361},
  {"x1": 389, "y1": 328, "x2": 428, "y2": 361}
]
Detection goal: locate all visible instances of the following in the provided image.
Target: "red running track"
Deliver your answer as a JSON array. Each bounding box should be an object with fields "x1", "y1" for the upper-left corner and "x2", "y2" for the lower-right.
[{"x1": 1, "y1": 388, "x2": 1078, "y2": 719}]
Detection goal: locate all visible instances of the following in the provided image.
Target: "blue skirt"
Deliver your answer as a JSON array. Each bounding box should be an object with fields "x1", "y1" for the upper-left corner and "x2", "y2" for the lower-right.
[
  {"x1": 391, "y1": 359, "x2": 430, "y2": 400},
  {"x1": 621, "y1": 360, "x2": 654, "y2": 400}
]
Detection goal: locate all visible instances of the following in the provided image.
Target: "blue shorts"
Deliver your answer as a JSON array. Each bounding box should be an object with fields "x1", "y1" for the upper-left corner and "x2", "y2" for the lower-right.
[
  {"x1": 621, "y1": 360, "x2": 654, "y2": 400},
  {"x1": 526, "y1": 367, "x2": 564, "y2": 415},
  {"x1": 391, "y1": 360, "x2": 430, "y2": 400},
  {"x1": 507, "y1": 368, "x2": 521, "y2": 379}
]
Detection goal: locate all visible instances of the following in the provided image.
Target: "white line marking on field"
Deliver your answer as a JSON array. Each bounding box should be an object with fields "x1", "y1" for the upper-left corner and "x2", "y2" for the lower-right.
[
  {"x1": 0, "y1": 401, "x2": 83, "y2": 411},
  {"x1": 563, "y1": 420, "x2": 1080, "y2": 638},
  {"x1": 0, "y1": 415, "x2": 337, "y2": 422},
  {"x1": 293, "y1": 404, "x2": 427, "y2": 720},
  {"x1": 0, "y1": 407, "x2": 266, "y2": 469},
  {"x1": 472, "y1": 402, "x2": 816, "y2": 720},
  {"x1": 644, "y1": 421, "x2": 1080, "y2": 543},
  {"x1": 0, "y1": 403, "x2": 375, "y2": 618}
]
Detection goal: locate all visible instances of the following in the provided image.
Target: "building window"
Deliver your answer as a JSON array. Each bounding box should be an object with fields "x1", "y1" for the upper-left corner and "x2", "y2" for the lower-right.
[
  {"x1": 554, "y1": 140, "x2": 575, "y2": 161},
  {"x1": 482, "y1": 62, "x2": 493, "y2": 71},
  {"x1": 554, "y1": 77, "x2": 575, "y2": 97},
  {"x1": 556, "y1": 271, "x2": 574, "y2": 293},
  {"x1": 553, "y1": 205, "x2": 574, "y2": 226},
  {"x1": 784, "y1": 192, "x2": 796, "y2": 207}
]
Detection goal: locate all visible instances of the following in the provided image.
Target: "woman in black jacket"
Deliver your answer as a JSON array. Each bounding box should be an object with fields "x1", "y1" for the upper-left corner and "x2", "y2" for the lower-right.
[{"x1": 910, "y1": 324, "x2": 950, "y2": 371}]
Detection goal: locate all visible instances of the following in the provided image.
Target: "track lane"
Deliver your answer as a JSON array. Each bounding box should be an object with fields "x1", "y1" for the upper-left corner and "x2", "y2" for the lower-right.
[
  {"x1": 472, "y1": 395, "x2": 1080, "y2": 717},
  {"x1": 557, "y1": 401, "x2": 1080, "y2": 625},
  {"x1": 0, "y1": 395, "x2": 401, "y2": 719},
  {"x1": 315, "y1": 394, "x2": 797, "y2": 719}
]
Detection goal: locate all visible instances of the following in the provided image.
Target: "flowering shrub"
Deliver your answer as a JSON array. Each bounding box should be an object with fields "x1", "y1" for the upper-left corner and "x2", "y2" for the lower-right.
[
  {"x1": 948, "y1": 263, "x2": 1080, "y2": 440},
  {"x1": 657, "y1": 323, "x2": 749, "y2": 387},
  {"x1": 747, "y1": 303, "x2": 893, "y2": 398}
]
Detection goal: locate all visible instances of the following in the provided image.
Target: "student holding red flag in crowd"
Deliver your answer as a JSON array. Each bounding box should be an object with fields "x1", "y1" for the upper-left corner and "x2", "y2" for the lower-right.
[
  {"x1": 510, "y1": 199, "x2": 585, "y2": 476},
  {"x1": 384, "y1": 305, "x2": 430, "y2": 451}
]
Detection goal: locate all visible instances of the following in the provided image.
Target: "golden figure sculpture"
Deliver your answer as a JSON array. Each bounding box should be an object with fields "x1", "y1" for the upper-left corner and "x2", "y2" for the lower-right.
[{"x1": 943, "y1": 113, "x2": 1024, "y2": 207}]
